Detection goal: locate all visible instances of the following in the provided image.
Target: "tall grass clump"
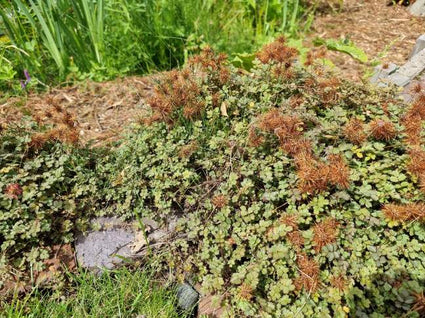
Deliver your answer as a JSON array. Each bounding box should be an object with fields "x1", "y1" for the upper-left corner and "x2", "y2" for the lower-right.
[{"x1": 0, "y1": 0, "x2": 314, "y2": 85}]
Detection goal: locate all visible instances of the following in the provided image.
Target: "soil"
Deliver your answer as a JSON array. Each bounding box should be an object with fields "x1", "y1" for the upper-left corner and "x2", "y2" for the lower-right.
[
  {"x1": 309, "y1": 0, "x2": 425, "y2": 80},
  {"x1": 1, "y1": 76, "x2": 154, "y2": 146}
]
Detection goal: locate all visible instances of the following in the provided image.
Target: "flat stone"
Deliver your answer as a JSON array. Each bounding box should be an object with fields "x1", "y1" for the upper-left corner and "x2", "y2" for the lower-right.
[
  {"x1": 148, "y1": 229, "x2": 169, "y2": 243},
  {"x1": 140, "y1": 217, "x2": 160, "y2": 231},
  {"x1": 388, "y1": 49, "x2": 425, "y2": 87},
  {"x1": 76, "y1": 216, "x2": 182, "y2": 269},
  {"x1": 387, "y1": 73, "x2": 411, "y2": 87},
  {"x1": 409, "y1": 34, "x2": 425, "y2": 59},
  {"x1": 409, "y1": 0, "x2": 425, "y2": 16},
  {"x1": 75, "y1": 228, "x2": 134, "y2": 271},
  {"x1": 370, "y1": 63, "x2": 398, "y2": 84},
  {"x1": 167, "y1": 216, "x2": 181, "y2": 232}
]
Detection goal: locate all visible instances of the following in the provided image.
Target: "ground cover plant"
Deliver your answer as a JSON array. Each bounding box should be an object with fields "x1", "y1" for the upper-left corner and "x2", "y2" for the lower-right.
[{"x1": 2, "y1": 38, "x2": 425, "y2": 316}]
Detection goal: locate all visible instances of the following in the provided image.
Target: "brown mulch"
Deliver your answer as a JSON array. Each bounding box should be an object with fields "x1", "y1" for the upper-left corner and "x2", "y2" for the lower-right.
[
  {"x1": 1, "y1": 76, "x2": 153, "y2": 146},
  {"x1": 308, "y1": 0, "x2": 425, "y2": 80}
]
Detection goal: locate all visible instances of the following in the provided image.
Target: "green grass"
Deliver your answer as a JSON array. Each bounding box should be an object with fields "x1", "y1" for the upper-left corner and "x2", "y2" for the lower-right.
[{"x1": 1, "y1": 267, "x2": 182, "y2": 318}]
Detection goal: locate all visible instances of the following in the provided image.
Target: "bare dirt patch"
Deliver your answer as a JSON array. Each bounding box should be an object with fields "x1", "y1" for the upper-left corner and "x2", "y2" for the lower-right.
[
  {"x1": 309, "y1": 0, "x2": 425, "y2": 80},
  {"x1": 1, "y1": 76, "x2": 153, "y2": 146}
]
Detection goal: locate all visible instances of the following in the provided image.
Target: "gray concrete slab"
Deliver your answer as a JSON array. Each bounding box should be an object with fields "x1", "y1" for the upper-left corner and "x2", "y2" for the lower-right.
[
  {"x1": 409, "y1": 0, "x2": 425, "y2": 16},
  {"x1": 387, "y1": 49, "x2": 425, "y2": 87},
  {"x1": 409, "y1": 34, "x2": 425, "y2": 59}
]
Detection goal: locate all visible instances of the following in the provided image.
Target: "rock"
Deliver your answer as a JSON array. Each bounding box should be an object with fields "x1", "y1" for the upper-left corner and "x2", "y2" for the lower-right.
[
  {"x1": 387, "y1": 73, "x2": 411, "y2": 87},
  {"x1": 75, "y1": 227, "x2": 134, "y2": 271},
  {"x1": 140, "y1": 217, "x2": 160, "y2": 232},
  {"x1": 167, "y1": 216, "x2": 180, "y2": 232},
  {"x1": 76, "y1": 216, "x2": 182, "y2": 269},
  {"x1": 149, "y1": 229, "x2": 169, "y2": 243},
  {"x1": 387, "y1": 49, "x2": 425, "y2": 87},
  {"x1": 369, "y1": 63, "x2": 398, "y2": 84},
  {"x1": 129, "y1": 231, "x2": 149, "y2": 253},
  {"x1": 176, "y1": 283, "x2": 199, "y2": 313},
  {"x1": 409, "y1": 34, "x2": 425, "y2": 59},
  {"x1": 409, "y1": 0, "x2": 425, "y2": 16},
  {"x1": 371, "y1": 34, "x2": 425, "y2": 93}
]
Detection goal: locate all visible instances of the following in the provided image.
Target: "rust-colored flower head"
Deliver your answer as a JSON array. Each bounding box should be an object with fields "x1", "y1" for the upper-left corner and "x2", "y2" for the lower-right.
[
  {"x1": 256, "y1": 36, "x2": 298, "y2": 65},
  {"x1": 212, "y1": 194, "x2": 228, "y2": 208},
  {"x1": 61, "y1": 111, "x2": 76, "y2": 128},
  {"x1": 280, "y1": 137, "x2": 311, "y2": 157},
  {"x1": 369, "y1": 119, "x2": 396, "y2": 141},
  {"x1": 312, "y1": 218, "x2": 340, "y2": 252},
  {"x1": 4, "y1": 183, "x2": 23, "y2": 199},
  {"x1": 402, "y1": 113, "x2": 422, "y2": 146},
  {"x1": 287, "y1": 230, "x2": 304, "y2": 250},
  {"x1": 330, "y1": 274, "x2": 347, "y2": 291},
  {"x1": 328, "y1": 154, "x2": 350, "y2": 188},
  {"x1": 317, "y1": 78, "x2": 340, "y2": 106},
  {"x1": 238, "y1": 283, "x2": 254, "y2": 300},
  {"x1": 382, "y1": 203, "x2": 425, "y2": 222},
  {"x1": 295, "y1": 154, "x2": 329, "y2": 194},
  {"x1": 274, "y1": 116, "x2": 304, "y2": 142},
  {"x1": 289, "y1": 95, "x2": 304, "y2": 108},
  {"x1": 248, "y1": 126, "x2": 265, "y2": 147},
  {"x1": 258, "y1": 109, "x2": 285, "y2": 132},
  {"x1": 294, "y1": 252, "x2": 320, "y2": 293},
  {"x1": 189, "y1": 47, "x2": 230, "y2": 86},
  {"x1": 279, "y1": 214, "x2": 298, "y2": 229},
  {"x1": 410, "y1": 94, "x2": 425, "y2": 120},
  {"x1": 407, "y1": 147, "x2": 425, "y2": 177},
  {"x1": 29, "y1": 132, "x2": 50, "y2": 150},
  {"x1": 343, "y1": 118, "x2": 366, "y2": 145},
  {"x1": 410, "y1": 82, "x2": 423, "y2": 95}
]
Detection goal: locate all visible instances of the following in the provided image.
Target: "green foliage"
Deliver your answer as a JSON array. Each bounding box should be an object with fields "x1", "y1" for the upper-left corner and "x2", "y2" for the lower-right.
[
  {"x1": 99, "y1": 59, "x2": 425, "y2": 315},
  {"x1": 2, "y1": 44, "x2": 425, "y2": 316},
  {"x1": 1, "y1": 267, "x2": 182, "y2": 318},
  {"x1": 0, "y1": 0, "x2": 313, "y2": 85},
  {"x1": 0, "y1": 0, "x2": 105, "y2": 78},
  {"x1": 314, "y1": 37, "x2": 369, "y2": 63},
  {"x1": 0, "y1": 123, "x2": 100, "y2": 280}
]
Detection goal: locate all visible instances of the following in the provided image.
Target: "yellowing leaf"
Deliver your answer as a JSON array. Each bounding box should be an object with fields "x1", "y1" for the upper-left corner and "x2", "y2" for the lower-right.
[
  {"x1": 220, "y1": 101, "x2": 228, "y2": 117},
  {"x1": 130, "y1": 231, "x2": 148, "y2": 253}
]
